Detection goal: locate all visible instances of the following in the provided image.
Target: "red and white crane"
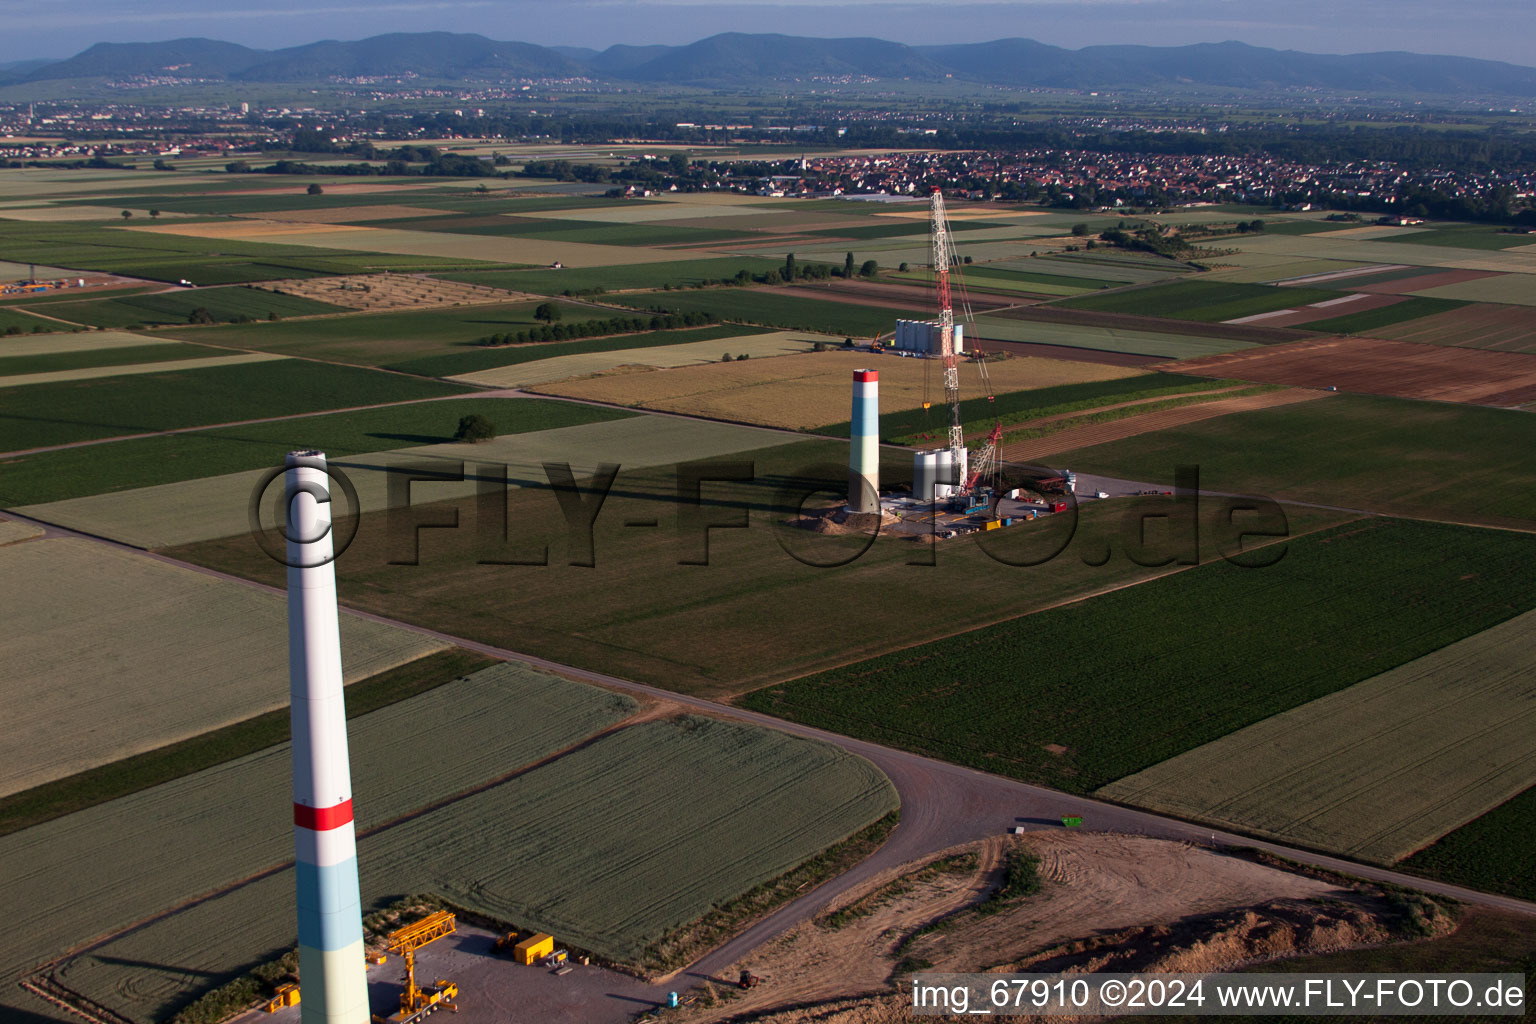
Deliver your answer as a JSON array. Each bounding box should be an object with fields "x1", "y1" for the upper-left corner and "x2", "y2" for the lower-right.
[{"x1": 927, "y1": 187, "x2": 1001, "y2": 496}]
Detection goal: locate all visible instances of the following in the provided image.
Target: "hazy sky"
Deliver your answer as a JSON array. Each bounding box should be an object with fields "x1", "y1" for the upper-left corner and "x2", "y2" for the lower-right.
[{"x1": 1, "y1": 0, "x2": 1531, "y2": 66}]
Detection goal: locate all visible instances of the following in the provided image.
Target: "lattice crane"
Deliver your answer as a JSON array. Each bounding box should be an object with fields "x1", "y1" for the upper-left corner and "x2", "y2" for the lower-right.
[{"x1": 374, "y1": 910, "x2": 459, "y2": 1023}]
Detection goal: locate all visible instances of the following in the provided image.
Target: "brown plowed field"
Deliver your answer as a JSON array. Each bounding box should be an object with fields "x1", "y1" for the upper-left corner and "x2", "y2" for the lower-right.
[
  {"x1": 989, "y1": 304, "x2": 1313, "y2": 345},
  {"x1": 269, "y1": 273, "x2": 521, "y2": 311},
  {"x1": 1164, "y1": 335, "x2": 1536, "y2": 405},
  {"x1": 1356, "y1": 268, "x2": 1503, "y2": 295},
  {"x1": 1374, "y1": 304, "x2": 1536, "y2": 354},
  {"x1": 1243, "y1": 293, "x2": 1405, "y2": 328},
  {"x1": 997, "y1": 388, "x2": 1329, "y2": 462}
]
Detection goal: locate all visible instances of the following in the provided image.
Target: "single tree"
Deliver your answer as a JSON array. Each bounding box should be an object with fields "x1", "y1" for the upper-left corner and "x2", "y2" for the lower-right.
[
  {"x1": 187, "y1": 307, "x2": 215, "y2": 324},
  {"x1": 898, "y1": 262, "x2": 909, "y2": 273},
  {"x1": 784, "y1": 253, "x2": 796, "y2": 279},
  {"x1": 149, "y1": 209, "x2": 161, "y2": 219},
  {"x1": 843, "y1": 251, "x2": 855, "y2": 278},
  {"x1": 120, "y1": 210, "x2": 132, "y2": 220},
  {"x1": 720, "y1": 352, "x2": 732, "y2": 362},
  {"x1": 533, "y1": 302, "x2": 561, "y2": 323},
  {"x1": 307, "y1": 183, "x2": 323, "y2": 195},
  {"x1": 454, "y1": 414, "x2": 496, "y2": 443},
  {"x1": 1071, "y1": 223, "x2": 1089, "y2": 236},
  {"x1": 860, "y1": 259, "x2": 879, "y2": 277}
]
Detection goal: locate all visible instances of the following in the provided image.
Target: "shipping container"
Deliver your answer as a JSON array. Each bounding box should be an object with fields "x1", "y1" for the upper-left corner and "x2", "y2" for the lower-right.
[{"x1": 513, "y1": 933, "x2": 555, "y2": 965}]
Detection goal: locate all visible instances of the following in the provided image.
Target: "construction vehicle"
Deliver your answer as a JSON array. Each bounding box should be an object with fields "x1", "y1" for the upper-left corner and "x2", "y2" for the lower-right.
[
  {"x1": 491, "y1": 931, "x2": 519, "y2": 954},
  {"x1": 372, "y1": 910, "x2": 459, "y2": 1023},
  {"x1": 264, "y1": 983, "x2": 300, "y2": 1012},
  {"x1": 739, "y1": 970, "x2": 762, "y2": 990}
]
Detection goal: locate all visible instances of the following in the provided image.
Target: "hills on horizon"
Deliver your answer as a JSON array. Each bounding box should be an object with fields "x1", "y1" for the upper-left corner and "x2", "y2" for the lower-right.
[{"x1": 10, "y1": 31, "x2": 1536, "y2": 97}]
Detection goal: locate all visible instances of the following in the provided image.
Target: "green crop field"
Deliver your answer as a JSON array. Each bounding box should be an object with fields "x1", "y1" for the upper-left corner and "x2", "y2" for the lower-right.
[
  {"x1": 741, "y1": 518, "x2": 1536, "y2": 795},
  {"x1": 0, "y1": 307, "x2": 66, "y2": 334},
  {"x1": 1401, "y1": 784, "x2": 1536, "y2": 902},
  {"x1": 166, "y1": 437, "x2": 1351, "y2": 697},
  {"x1": 30, "y1": 285, "x2": 346, "y2": 328},
  {"x1": 1100, "y1": 606, "x2": 1536, "y2": 864},
  {"x1": 1046, "y1": 392, "x2": 1536, "y2": 529},
  {"x1": 0, "y1": 662, "x2": 639, "y2": 1022},
  {"x1": 0, "y1": 396, "x2": 633, "y2": 506},
  {"x1": 385, "y1": 323, "x2": 768, "y2": 377},
  {"x1": 970, "y1": 313, "x2": 1258, "y2": 359},
  {"x1": 0, "y1": 340, "x2": 233, "y2": 378},
  {"x1": 160, "y1": 298, "x2": 588, "y2": 364},
  {"x1": 438, "y1": 256, "x2": 786, "y2": 295},
  {"x1": 1057, "y1": 279, "x2": 1344, "y2": 322},
  {"x1": 0, "y1": 358, "x2": 469, "y2": 451},
  {"x1": 1395, "y1": 226, "x2": 1536, "y2": 250},
  {"x1": 1297, "y1": 296, "x2": 1469, "y2": 335},
  {"x1": 614, "y1": 287, "x2": 927, "y2": 336}
]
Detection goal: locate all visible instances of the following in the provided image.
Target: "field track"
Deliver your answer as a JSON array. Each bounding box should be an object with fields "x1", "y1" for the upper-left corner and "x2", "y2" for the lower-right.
[
  {"x1": 1235, "y1": 292, "x2": 1405, "y2": 328},
  {"x1": 1163, "y1": 336, "x2": 1536, "y2": 405},
  {"x1": 997, "y1": 388, "x2": 1329, "y2": 463}
]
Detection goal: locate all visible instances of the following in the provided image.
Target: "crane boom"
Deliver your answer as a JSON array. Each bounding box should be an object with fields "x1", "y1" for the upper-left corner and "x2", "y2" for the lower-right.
[{"x1": 930, "y1": 189, "x2": 964, "y2": 455}]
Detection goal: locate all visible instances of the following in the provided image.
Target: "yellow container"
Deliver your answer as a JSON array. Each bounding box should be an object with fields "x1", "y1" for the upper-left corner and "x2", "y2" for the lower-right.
[
  {"x1": 984, "y1": 519, "x2": 1001, "y2": 531},
  {"x1": 265, "y1": 983, "x2": 300, "y2": 1011},
  {"x1": 513, "y1": 933, "x2": 554, "y2": 965}
]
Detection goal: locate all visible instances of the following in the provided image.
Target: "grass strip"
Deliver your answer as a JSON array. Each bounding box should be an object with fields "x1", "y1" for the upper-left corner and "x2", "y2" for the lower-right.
[{"x1": 0, "y1": 649, "x2": 496, "y2": 838}]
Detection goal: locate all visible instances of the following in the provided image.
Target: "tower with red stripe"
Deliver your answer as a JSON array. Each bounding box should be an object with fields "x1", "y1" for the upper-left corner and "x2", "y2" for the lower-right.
[
  {"x1": 286, "y1": 451, "x2": 369, "y2": 1024},
  {"x1": 847, "y1": 369, "x2": 880, "y2": 514}
]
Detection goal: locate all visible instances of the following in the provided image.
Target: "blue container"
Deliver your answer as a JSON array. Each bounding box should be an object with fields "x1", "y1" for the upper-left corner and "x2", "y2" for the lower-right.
[{"x1": 668, "y1": 992, "x2": 679, "y2": 1009}]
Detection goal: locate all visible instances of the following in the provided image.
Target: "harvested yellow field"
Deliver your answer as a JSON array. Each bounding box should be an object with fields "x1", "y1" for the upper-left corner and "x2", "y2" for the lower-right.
[
  {"x1": 1099, "y1": 607, "x2": 1536, "y2": 865},
  {"x1": 520, "y1": 203, "x2": 793, "y2": 224},
  {"x1": 239, "y1": 204, "x2": 449, "y2": 224},
  {"x1": 0, "y1": 350, "x2": 280, "y2": 389},
  {"x1": 0, "y1": 537, "x2": 448, "y2": 796},
  {"x1": 453, "y1": 330, "x2": 834, "y2": 388},
  {"x1": 0, "y1": 518, "x2": 43, "y2": 545},
  {"x1": 536, "y1": 350, "x2": 1140, "y2": 430},
  {"x1": 0, "y1": 330, "x2": 178, "y2": 358},
  {"x1": 270, "y1": 273, "x2": 518, "y2": 310}
]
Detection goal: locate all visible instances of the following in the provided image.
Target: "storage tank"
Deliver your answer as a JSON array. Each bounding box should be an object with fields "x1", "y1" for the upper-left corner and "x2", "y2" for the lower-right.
[
  {"x1": 912, "y1": 450, "x2": 938, "y2": 502},
  {"x1": 934, "y1": 449, "x2": 955, "y2": 498}
]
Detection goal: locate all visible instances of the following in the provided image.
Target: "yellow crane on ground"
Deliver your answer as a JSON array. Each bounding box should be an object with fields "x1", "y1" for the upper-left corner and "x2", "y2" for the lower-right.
[{"x1": 372, "y1": 910, "x2": 459, "y2": 1023}]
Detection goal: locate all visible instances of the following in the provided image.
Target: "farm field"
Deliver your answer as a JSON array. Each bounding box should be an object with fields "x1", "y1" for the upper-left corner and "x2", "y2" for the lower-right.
[
  {"x1": 740, "y1": 518, "x2": 1536, "y2": 795},
  {"x1": 0, "y1": 340, "x2": 227, "y2": 377},
  {"x1": 16, "y1": 413, "x2": 802, "y2": 548},
  {"x1": 615, "y1": 287, "x2": 928, "y2": 337},
  {"x1": 1392, "y1": 225, "x2": 1536, "y2": 250},
  {"x1": 0, "y1": 662, "x2": 640, "y2": 1021},
  {"x1": 0, "y1": 349, "x2": 283, "y2": 389},
  {"x1": 438, "y1": 255, "x2": 785, "y2": 295},
  {"x1": 1351, "y1": 267, "x2": 1504, "y2": 294},
  {"x1": 970, "y1": 313, "x2": 1257, "y2": 359},
  {"x1": 159, "y1": 297, "x2": 590, "y2": 364},
  {"x1": 48, "y1": 716, "x2": 895, "y2": 1022},
  {"x1": 1099, "y1": 605, "x2": 1536, "y2": 864},
  {"x1": 533, "y1": 349, "x2": 1140, "y2": 430},
  {"x1": 127, "y1": 220, "x2": 699, "y2": 268},
  {"x1": 1295, "y1": 295, "x2": 1468, "y2": 334},
  {"x1": 0, "y1": 307, "x2": 60, "y2": 333},
  {"x1": 0, "y1": 328, "x2": 176, "y2": 357},
  {"x1": 166, "y1": 439, "x2": 1350, "y2": 698},
  {"x1": 387, "y1": 323, "x2": 766, "y2": 378},
  {"x1": 23, "y1": 284, "x2": 346, "y2": 328},
  {"x1": 1164, "y1": 336, "x2": 1536, "y2": 406},
  {"x1": 0, "y1": 396, "x2": 633, "y2": 507},
  {"x1": 1413, "y1": 274, "x2": 1536, "y2": 307},
  {"x1": 1402, "y1": 785, "x2": 1536, "y2": 903},
  {"x1": 0, "y1": 517, "x2": 43, "y2": 545},
  {"x1": 1374, "y1": 303, "x2": 1536, "y2": 353},
  {"x1": 1047, "y1": 392, "x2": 1536, "y2": 529},
  {"x1": 0, "y1": 536, "x2": 447, "y2": 796},
  {"x1": 1057, "y1": 280, "x2": 1344, "y2": 323},
  {"x1": 996, "y1": 387, "x2": 1323, "y2": 463},
  {"x1": 1208, "y1": 231, "x2": 1536, "y2": 273},
  {"x1": 1012, "y1": 253, "x2": 1192, "y2": 284},
  {"x1": 0, "y1": 358, "x2": 468, "y2": 452},
  {"x1": 455, "y1": 329, "x2": 835, "y2": 389},
  {"x1": 265, "y1": 273, "x2": 517, "y2": 311}
]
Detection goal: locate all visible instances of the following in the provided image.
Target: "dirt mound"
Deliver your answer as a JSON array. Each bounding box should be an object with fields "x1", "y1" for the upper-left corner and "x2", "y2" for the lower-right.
[{"x1": 785, "y1": 508, "x2": 896, "y2": 536}]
